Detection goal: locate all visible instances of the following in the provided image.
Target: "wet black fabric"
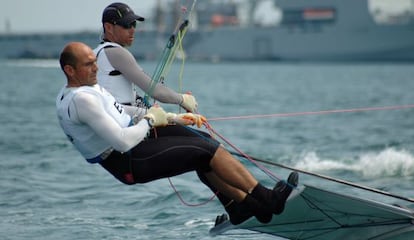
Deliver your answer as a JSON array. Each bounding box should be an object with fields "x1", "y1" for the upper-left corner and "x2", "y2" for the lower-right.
[{"x1": 100, "y1": 125, "x2": 220, "y2": 184}]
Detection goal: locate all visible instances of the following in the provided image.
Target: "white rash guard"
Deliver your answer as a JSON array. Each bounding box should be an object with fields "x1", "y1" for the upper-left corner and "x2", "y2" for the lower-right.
[
  {"x1": 56, "y1": 84, "x2": 148, "y2": 163},
  {"x1": 94, "y1": 42, "x2": 183, "y2": 105}
]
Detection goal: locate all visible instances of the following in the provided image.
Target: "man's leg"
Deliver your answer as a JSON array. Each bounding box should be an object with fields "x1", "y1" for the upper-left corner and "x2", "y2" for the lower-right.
[
  {"x1": 209, "y1": 147, "x2": 258, "y2": 194},
  {"x1": 209, "y1": 147, "x2": 298, "y2": 216},
  {"x1": 201, "y1": 171, "x2": 273, "y2": 224}
]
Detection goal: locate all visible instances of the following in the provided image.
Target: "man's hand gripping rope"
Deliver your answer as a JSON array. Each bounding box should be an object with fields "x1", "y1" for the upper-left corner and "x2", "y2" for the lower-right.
[
  {"x1": 143, "y1": 105, "x2": 206, "y2": 128},
  {"x1": 180, "y1": 93, "x2": 198, "y2": 113}
]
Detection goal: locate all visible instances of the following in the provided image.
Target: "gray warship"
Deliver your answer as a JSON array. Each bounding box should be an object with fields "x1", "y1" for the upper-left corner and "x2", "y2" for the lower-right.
[{"x1": 1, "y1": 0, "x2": 414, "y2": 61}]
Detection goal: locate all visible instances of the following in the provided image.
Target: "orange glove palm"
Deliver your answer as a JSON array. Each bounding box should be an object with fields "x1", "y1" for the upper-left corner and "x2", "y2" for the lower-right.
[{"x1": 167, "y1": 113, "x2": 206, "y2": 128}]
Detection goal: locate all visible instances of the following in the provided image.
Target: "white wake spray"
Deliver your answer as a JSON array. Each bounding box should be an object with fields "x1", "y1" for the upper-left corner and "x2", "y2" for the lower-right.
[{"x1": 294, "y1": 148, "x2": 414, "y2": 178}]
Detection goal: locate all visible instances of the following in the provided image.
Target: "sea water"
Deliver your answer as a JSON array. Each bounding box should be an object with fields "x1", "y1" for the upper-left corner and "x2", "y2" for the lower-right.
[{"x1": 1, "y1": 59, "x2": 414, "y2": 239}]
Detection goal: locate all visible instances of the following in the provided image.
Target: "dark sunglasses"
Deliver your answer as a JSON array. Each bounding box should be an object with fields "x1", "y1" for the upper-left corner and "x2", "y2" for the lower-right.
[{"x1": 114, "y1": 21, "x2": 137, "y2": 29}]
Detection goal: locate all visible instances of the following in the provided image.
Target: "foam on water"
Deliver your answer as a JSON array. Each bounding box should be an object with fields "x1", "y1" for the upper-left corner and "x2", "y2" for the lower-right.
[
  {"x1": 294, "y1": 148, "x2": 414, "y2": 179},
  {"x1": 358, "y1": 148, "x2": 414, "y2": 178}
]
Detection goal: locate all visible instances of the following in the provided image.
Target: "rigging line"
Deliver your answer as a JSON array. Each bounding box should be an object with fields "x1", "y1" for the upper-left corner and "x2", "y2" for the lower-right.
[
  {"x1": 270, "y1": 223, "x2": 412, "y2": 240},
  {"x1": 162, "y1": 0, "x2": 195, "y2": 92},
  {"x1": 207, "y1": 104, "x2": 414, "y2": 122},
  {"x1": 167, "y1": 177, "x2": 217, "y2": 207},
  {"x1": 165, "y1": 120, "x2": 283, "y2": 207},
  {"x1": 258, "y1": 218, "x2": 413, "y2": 233},
  {"x1": 177, "y1": 25, "x2": 187, "y2": 101},
  {"x1": 299, "y1": 192, "x2": 344, "y2": 227},
  {"x1": 203, "y1": 121, "x2": 283, "y2": 183},
  {"x1": 230, "y1": 151, "x2": 414, "y2": 203},
  {"x1": 161, "y1": 15, "x2": 189, "y2": 79},
  {"x1": 143, "y1": 0, "x2": 196, "y2": 106}
]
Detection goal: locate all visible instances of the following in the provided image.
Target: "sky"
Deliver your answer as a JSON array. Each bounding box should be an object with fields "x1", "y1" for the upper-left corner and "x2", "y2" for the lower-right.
[
  {"x1": 0, "y1": 0, "x2": 156, "y2": 34},
  {"x1": 0, "y1": 0, "x2": 412, "y2": 34}
]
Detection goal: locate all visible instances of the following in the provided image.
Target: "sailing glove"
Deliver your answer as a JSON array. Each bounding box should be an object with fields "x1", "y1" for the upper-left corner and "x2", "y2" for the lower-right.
[
  {"x1": 180, "y1": 93, "x2": 198, "y2": 112},
  {"x1": 143, "y1": 106, "x2": 169, "y2": 128},
  {"x1": 167, "y1": 113, "x2": 206, "y2": 128}
]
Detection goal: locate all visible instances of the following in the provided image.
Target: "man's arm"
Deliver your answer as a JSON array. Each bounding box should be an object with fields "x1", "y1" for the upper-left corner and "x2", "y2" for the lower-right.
[
  {"x1": 105, "y1": 47, "x2": 183, "y2": 104},
  {"x1": 71, "y1": 92, "x2": 150, "y2": 152}
]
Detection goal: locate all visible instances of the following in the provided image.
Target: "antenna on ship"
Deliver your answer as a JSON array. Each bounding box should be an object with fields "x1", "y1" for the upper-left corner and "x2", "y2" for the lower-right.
[
  {"x1": 411, "y1": 0, "x2": 414, "y2": 15},
  {"x1": 5, "y1": 18, "x2": 11, "y2": 34}
]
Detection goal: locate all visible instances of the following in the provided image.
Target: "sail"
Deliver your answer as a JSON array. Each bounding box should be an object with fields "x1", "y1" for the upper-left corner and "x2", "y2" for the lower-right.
[{"x1": 210, "y1": 185, "x2": 414, "y2": 240}]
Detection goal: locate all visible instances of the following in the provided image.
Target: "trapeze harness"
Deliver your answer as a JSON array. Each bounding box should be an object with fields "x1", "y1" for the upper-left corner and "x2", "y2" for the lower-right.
[
  {"x1": 56, "y1": 85, "x2": 143, "y2": 162},
  {"x1": 94, "y1": 41, "x2": 138, "y2": 105},
  {"x1": 93, "y1": 41, "x2": 183, "y2": 108}
]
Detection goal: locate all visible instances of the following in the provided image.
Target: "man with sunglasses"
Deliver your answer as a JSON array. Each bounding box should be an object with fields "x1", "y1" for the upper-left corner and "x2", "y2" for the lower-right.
[
  {"x1": 92, "y1": 3, "x2": 299, "y2": 226},
  {"x1": 94, "y1": 2, "x2": 197, "y2": 112}
]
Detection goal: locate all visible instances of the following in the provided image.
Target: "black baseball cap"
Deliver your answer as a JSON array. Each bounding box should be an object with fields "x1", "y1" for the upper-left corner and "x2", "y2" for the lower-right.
[{"x1": 102, "y1": 2, "x2": 145, "y2": 26}]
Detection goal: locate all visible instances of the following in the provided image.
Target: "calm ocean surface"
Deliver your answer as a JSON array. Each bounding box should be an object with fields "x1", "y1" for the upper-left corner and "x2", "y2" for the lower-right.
[{"x1": 1, "y1": 59, "x2": 414, "y2": 239}]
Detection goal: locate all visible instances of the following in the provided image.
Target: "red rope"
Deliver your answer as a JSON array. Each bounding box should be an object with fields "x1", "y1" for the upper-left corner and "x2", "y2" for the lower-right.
[
  {"x1": 203, "y1": 121, "x2": 281, "y2": 182},
  {"x1": 168, "y1": 178, "x2": 218, "y2": 207}
]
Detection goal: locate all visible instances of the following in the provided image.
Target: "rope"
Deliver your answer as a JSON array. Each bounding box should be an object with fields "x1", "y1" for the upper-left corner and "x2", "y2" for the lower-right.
[
  {"x1": 230, "y1": 151, "x2": 414, "y2": 203},
  {"x1": 186, "y1": 102, "x2": 414, "y2": 205},
  {"x1": 168, "y1": 177, "x2": 217, "y2": 207},
  {"x1": 169, "y1": 102, "x2": 414, "y2": 207},
  {"x1": 143, "y1": 0, "x2": 196, "y2": 107},
  {"x1": 207, "y1": 104, "x2": 414, "y2": 122},
  {"x1": 165, "y1": 121, "x2": 221, "y2": 207},
  {"x1": 203, "y1": 121, "x2": 282, "y2": 182}
]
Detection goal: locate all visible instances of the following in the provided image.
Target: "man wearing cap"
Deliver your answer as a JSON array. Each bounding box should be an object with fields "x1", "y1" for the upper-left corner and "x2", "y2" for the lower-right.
[
  {"x1": 91, "y1": 3, "x2": 299, "y2": 226},
  {"x1": 94, "y1": 2, "x2": 197, "y2": 111}
]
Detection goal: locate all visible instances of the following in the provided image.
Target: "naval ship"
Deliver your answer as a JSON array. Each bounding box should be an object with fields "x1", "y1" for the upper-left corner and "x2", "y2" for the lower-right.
[{"x1": 1, "y1": 0, "x2": 414, "y2": 61}]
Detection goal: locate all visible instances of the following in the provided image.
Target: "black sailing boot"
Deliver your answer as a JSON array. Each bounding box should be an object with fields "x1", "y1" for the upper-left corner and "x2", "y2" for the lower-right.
[
  {"x1": 223, "y1": 200, "x2": 254, "y2": 225},
  {"x1": 250, "y1": 171, "x2": 299, "y2": 215},
  {"x1": 240, "y1": 194, "x2": 273, "y2": 224},
  {"x1": 197, "y1": 171, "x2": 255, "y2": 225},
  {"x1": 213, "y1": 198, "x2": 255, "y2": 226}
]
